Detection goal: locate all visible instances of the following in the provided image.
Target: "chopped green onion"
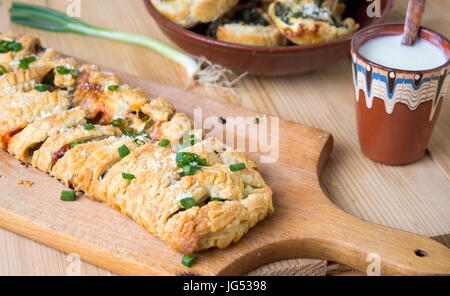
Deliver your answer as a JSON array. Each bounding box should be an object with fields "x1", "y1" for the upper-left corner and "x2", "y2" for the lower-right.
[
  {"x1": 0, "y1": 65, "x2": 7, "y2": 76},
  {"x1": 10, "y1": 41, "x2": 22, "y2": 52},
  {"x1": 182, "y1": 165, "x2": 196, "y2": 176},
  {"x1": 254, "y1": 117, "x2": 260, "y2": 124},
  {"x1": 176, "y1": 152, "x2": 199, "y2": 165},
  {"x1": 18, "y1": 56, "x2": 36, "y2": 69},
  {"x1": 60, "y1": 190, "x2": 76, "y2": 201},
  {"x1": 71, "y1": 140, "x2": 86, "y2": 148},
  {"x1": 108, "y1": 85, "x2": 119, "y2": 91},
  {"x1": 230, "y1": 163, "x2": 246, "y2": 171},
  {"x1": 210, "y1": 197, "x2": 222, "y2": 202},
  {"x1": 198, "y1": 158, "x2": 207, "y2": 166},
  {"x1": 118, "y1": 144, "x2": 130, "y2": 158},
  {"x1": 56, "y1": 65, "x2": 70, "y2": 74},
  {"x1": 56, "y1": 65, "x2": 80, "y2": 76},
  {"x1": 0, "y1": 40, "x2": 22, "y2": 53},
  {"x1": 8, "y1": 2, "x2": 232, "y2": 85},
  {"x1": 122, "y1": 173, "x2": 135, "y2": 180},
  {"x1": 181, "y1": 254, "x2": 195, "y2": 268},
  {"x1": 180, "y1": 197, "x2": 197, "y2": 209},
  {"x1": 110, "y1": 118, "x2": 125, "y2": 127},
  {"x1": 82, "y1": 123, "x2": 95, "y2": 130},
  {"x1": 158, "y1": 139, "x2": 170, "y2": 147},
  {"x1": 34, "y1": 83, "x2": 48, "y2": 92},
  {"x1": 175, "y1": 152, "x2": 206, "y2": 176}
]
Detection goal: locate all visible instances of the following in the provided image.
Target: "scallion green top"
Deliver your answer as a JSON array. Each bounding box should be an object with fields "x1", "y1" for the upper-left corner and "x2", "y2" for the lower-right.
[
  {"x1": 118, "y1": 144, "x2": 130, "y2": 158},
  {"x1": 180, "y1": 197, "x2": 197, "y2": 209},
  {"x1": 60, "y1": 190, "x2": 76, "y2": 201},
  {"x1": 158, "y1": 139, "x2": 170, "y2": 147},
  {"x1": 56, "y1": 65, "x2": 80, "y2": 76},
  {"x1": 0, "y1": 40, "x2": 22, "y2": 53},
  {"x1": 230, "y1": 163, "x2": 246, "y2": 171},
  {"x1": 82, "y1": 123, "x2": 95, "y2": 130},
  {"x1": 108, "y1": 85, "x2": 119, "y2": 91},
  {"x1": 18, "y1": 56, "x2": 36, "y2": 69},
  {"x1": 181, "y1": 254, "x2": 195, "y2": 268},
  {"x1": 110, "y1": 118, "x2": 125, "y2": 127},
  {"x1": 122, "y1": 173, "x2": 136, "y2": 180},
  {"x1": 34, "y1": 84, "x2": 48, "y2": 92}
]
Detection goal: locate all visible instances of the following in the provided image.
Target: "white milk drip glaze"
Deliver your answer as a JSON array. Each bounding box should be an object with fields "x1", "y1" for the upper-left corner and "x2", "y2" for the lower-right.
[{"x1": 352, "y1": 35, "x2": 449, "y2": 121}]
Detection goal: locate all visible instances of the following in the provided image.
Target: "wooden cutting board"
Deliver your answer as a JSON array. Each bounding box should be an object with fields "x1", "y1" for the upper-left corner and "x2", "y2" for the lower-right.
[{"x1": 0, "y1": 73, "x2": 449, "y2": 276}]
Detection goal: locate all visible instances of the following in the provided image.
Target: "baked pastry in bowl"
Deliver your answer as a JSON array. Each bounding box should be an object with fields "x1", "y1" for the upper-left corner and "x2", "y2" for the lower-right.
[
  {"x1": 268, "y1": 0, "x2": 360, "y2": 45},
  {"x1": 145, "y1": 0, "x2": 392, "y2": 75},
  {"x1": 150, "y1": 0, "x2": 239, "y2": 28},
  {"x1": 212, "y1": 5, "x2": 286, "y2": 46}
]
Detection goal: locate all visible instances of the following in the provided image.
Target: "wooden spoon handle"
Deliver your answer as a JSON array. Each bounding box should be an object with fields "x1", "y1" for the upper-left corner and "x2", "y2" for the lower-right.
[
  {"x1": 402, "y1": 0, "x2": 426, "y2": 46},
  {"x1": 301, "y1": 205, "x2": 450, "y2": 275}
]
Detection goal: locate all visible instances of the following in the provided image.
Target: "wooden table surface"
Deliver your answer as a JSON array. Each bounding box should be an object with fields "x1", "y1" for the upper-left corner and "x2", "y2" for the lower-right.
[{"x1": 0, "y1": 0, "x2": 449, "y2": 276}]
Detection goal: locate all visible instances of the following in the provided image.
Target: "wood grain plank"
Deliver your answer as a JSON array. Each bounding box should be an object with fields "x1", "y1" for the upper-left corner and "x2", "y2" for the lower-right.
[{"x1": 0, "y1": 0, "x2": 449, "y2": 275}]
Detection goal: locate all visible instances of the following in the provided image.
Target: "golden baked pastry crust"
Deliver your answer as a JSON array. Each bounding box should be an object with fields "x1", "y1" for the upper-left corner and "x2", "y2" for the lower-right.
[
  {"x1": 97, "y1": 143, "x2": 175, "y2": 212},
  {"x1": 151, "y1": 0, "x2": 239, "y2": 28},
  {"x1": 8, "y1": 107, "x2": 87, "y2": 162},
  {"x1": 0, "y1": 45, "x2": 72, "y2": 96},
  {"x1": 0, "y1": 33, "x2": 42, "y2": 67},
  {"x1": 71, "y1": 138, "x2": 140, "y2": 198},
  {"x1": 0, "y1": 90, "x2": 70, "y2": 149},
  {"x1": 0, "y1": 33, "x2": 274, "y2": 254},
  {"x1": 73, "y1": 65, "x2": 149, "y2": 124},
  {"x1": 51, "y1": 138, "x2": 120, "y2": 187},
  {"x1": 217, "y1": 23, "x2": 286, "y2": 46},
  {"x1": 32, "y1": 125, "x2": 120, "y2": 173},
  {"x1": 269, "y1": 0, "x2": 359, "y2": 45}
]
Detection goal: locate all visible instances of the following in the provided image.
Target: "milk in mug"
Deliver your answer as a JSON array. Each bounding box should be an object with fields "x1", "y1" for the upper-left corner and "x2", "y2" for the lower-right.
[{"x1": 358, "y1": 35, "x2": 447, "y2": 71}]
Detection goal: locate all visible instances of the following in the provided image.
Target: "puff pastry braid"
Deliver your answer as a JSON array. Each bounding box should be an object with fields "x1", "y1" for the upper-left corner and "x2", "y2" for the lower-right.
[{"x1": 0, "y1": 34, "x2": 273, "y2": 253}]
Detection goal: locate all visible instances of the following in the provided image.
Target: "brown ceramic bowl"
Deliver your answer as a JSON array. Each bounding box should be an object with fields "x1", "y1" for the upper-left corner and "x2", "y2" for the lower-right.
[
  {"x1": 351, "y1": 24, "x2": 450, "y2": 165},
  {"x1": 144, "y1": 0, "x2": 393, "y2": 76}
]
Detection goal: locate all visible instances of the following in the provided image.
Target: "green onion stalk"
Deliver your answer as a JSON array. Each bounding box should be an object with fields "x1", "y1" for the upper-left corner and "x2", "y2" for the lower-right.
[{"x1": 9, "y1": 1, "x2": 239, "y2": 88}]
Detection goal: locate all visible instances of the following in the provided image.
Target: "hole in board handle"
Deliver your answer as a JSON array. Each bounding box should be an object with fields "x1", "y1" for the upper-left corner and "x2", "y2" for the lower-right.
[{"x1": 414, "y1": 249, "x2": 428, "y2": 257}]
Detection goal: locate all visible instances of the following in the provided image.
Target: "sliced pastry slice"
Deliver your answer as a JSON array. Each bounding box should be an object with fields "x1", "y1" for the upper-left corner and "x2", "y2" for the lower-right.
[
  {"x1": 97, "y1": 143, "x2": 176, "y2": 213},
  {"x1": 69, "y1": 137, "x2": 141, "y2": 197},
  {"x1": 164, "y1": 185, "x2": 273, "y2": 253},
  {"x1": 8, "y1": 107, "x2": 87, "y2": 163},
  {"x1": 0, "y1": 90, "x2": 70, "y2": 149},
  {"x1": 51, "y1": 137, "x2": 119, "y2": 187},
  {"x1": 32, "y1": 125, "x2": 120, "y2": 173},
  {"x1": 163, "y1": 148, "x2": 273, "y2": 253}
]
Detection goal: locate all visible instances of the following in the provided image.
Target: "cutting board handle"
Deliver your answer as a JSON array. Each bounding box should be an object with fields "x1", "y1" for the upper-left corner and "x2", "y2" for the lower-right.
[{"x1": 292, "y1": 196, "x2": 450, "y2": 275}]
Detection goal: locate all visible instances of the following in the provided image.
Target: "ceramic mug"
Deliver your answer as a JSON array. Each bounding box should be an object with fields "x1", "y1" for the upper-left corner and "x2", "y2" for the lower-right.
[{"x1": 351, "y1": 24, "x2": 450, "y2": 165}]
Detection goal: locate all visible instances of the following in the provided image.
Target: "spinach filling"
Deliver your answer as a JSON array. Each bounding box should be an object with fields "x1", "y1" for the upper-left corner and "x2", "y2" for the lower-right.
[
  {"x1": 234, "y1": 8, "x2": 269, "y2": 26},
  {"x1": 275, "y1": 1, "x2": 346, "y2": 28}
]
